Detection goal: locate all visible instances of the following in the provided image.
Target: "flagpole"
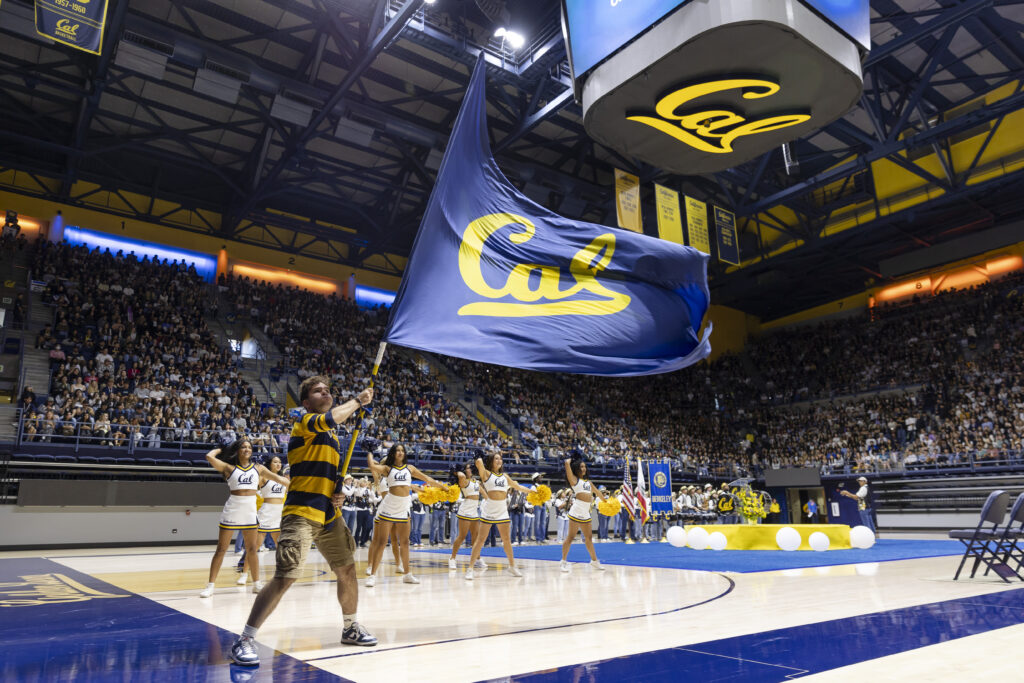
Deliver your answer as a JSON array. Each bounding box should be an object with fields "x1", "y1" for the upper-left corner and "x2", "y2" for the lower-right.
[
  {"x1": 624, "y1": 454, "x2": 635, "y2": 544},
  {"x1": 340, "y1": 341, "x2": 387, "y2": 478}
]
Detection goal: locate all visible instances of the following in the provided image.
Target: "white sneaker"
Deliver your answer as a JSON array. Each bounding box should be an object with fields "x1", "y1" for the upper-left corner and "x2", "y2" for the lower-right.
[
  {"x1": 464, "y1": 569, "x2": 474, "y2": 581},
  {"x1": 560, "y1": 560, "x2": 570, "y2": 572},
  {"x1": 236, "y1": 574, "x2": 248, "y2": 585},
  {"x1": 591, "y1": 560, "x2": 605, "y2": 571},
  {"x1": 508, "y1": 566, "x2": 523, "y2": 577},
  {"x1": 365, "y1": 575, "x2": 376, "y2": 587},
  {"x1": 258, "y1": 546, "x2": 268, "y2": 553},
  {"x1": 448, "y1": 558, "x2": 457, "y2": 570},
  {"x1": 403, "y1": 573, "x2": 420, "y2": 584},
  {"x1": 475, "y1": 559, "x2": 488, "y2": 570},
  {"x1": 199, "y1": 583, "x2": 215, "y2": 598},
  {"x1": 252, "y1": 581, "x2": 264, "y2": 593}
]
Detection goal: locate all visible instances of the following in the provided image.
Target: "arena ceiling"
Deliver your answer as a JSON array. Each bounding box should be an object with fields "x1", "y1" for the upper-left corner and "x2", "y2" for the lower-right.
[{"x1": 3, "y1": 0, "x2": 1024, "y2": 319}]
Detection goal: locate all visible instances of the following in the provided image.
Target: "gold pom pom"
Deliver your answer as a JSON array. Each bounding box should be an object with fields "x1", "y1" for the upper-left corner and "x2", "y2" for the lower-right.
[
  {"x1": 597, "y1": 497, "x2": 622, "y2": 517},
  {"x1": 418, "y1": 487, "x2": 440, "y2": 506},
  {"x1": 527, "y1": 484, "x2": 552, "y2": 506},
  {"x1": 444, "y1": 484, "x2": 461, "y2": 503}
]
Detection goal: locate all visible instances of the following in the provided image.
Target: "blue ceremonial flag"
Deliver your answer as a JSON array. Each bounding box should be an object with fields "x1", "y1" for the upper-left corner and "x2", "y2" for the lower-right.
[
  {"x1": 384, "y1": 57, "x2": 711, "y2": 376},
  {"x1": 647, "y1": 462, "x2": 673, "y2": 516}
]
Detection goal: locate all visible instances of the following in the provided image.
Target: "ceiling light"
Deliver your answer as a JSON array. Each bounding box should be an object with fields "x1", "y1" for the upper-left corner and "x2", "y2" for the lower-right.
[
  {"x1": 505, "y1": 31, "x2": 525, "y2": 49},
  {"x1": 494, "y1": 27, "x2": 506, "y2": 38}
]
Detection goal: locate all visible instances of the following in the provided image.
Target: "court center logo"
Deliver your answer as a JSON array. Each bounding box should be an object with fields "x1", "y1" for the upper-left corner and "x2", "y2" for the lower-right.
[
  {"x1": 653, "y1": 471, "x2": 667, "y2": 489},
  {"x1": 0, "y1": 573, "x2": 129, "y2": 607},
  {"x1": 458, "y1": 212, "x2": 631, "y2": 317},
  {"x1": 627, "y1": 78, "x2": 811, "y2": 154}
]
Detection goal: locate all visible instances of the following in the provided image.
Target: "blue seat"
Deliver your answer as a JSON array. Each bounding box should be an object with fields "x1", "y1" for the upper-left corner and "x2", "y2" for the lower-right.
[
  {"x1": 13, "y1": 453, "x2": 33, "y2": 461},
  {"x1": 136, "y1": 458, "x2": 157, "y2": 466},
  {"x1": 172, "y1": 460, "x2": 192, "y2": 467},
  {"x1": 54, "y1": 455, "x2": 76, "y2": 464},
  {"x1": 77, "y1": 456, "x2": 99, "y2": 464},
  {"x1": 153, "y1": 459, "x2": 176, "y2": 466},
  {"x1": 31, "y1": 454, "x2": 55, "y2": 462},
  {"x1": 115, "y1": 457, "x2": 135, "y2": 465},
  {"x1": 950, "y1": 490, "x2": 1011, "y2": 582},
  {"x1": 97, "y1": 457, "x2": 117, "y2": 465}
]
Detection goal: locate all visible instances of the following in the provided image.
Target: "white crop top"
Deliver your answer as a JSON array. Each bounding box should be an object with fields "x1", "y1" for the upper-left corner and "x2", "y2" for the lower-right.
[
  {"x1": 481, "y1": 472, "x2": 509, "y2": 496},
  {"x1": 571, "y1": 478, "x2": 593, "y2": 496},
  {"x1": 260, "y1": 479, "x2": 286, "y2": 499},
  {"x1": 227, "y1": 464, "x2": 259, "y2": 492},
  {"x1": 461, "y1": 480, "x2": 480, "y2": 498},
  {"x1": 386, "y1": 465, "x2": 412, "y2": 489}
]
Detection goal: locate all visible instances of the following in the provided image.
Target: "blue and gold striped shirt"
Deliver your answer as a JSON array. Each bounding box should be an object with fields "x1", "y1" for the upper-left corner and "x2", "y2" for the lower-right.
[{"x1": 283, "y1": 411, "x2": 341, "y2": 526}]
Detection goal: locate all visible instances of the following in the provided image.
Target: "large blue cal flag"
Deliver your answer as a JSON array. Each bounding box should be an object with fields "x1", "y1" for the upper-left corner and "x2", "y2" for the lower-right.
[{"x1": 384, "y1": 58, "x2": 711, "y2": 376}]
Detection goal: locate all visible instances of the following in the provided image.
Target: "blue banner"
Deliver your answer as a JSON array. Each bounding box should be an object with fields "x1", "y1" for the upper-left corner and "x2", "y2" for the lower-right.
[
  {"x1": 35, "y1": 0, "x2": 109, "y2": 55},
  {"x1": 713, "y1": 206, "x2": 740, "y2": 266},
  {"x1": 384, "y1": 58, "x2": 711, "y2": 377},
  {"x1": 647, "y1": 462, "x2": 673, "y2": 516}
]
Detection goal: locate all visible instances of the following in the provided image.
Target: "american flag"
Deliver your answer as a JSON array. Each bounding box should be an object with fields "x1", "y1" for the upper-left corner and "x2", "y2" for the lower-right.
[
  {"x1": 636, "y1": 458, "x2": 650, "y2": 524},
  {"x1": 621, "y1": 457, "x2": 636, "y2": 520}
]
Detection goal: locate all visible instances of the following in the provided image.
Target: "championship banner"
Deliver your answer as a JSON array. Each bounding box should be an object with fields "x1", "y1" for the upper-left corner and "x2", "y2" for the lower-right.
[
  {"x1": 714, "y1": 205, "x2": 740, "y2": 265},
  {"x1": 614, "y1": 168, "x2": 642, "y2": 233},
  {"x1": 684, "y1": 195, "x2": 710, "y2": 255},
  {"x1": 654, "y1": 184, "x2": 684, "y2": 245},
  {"x1": 35, "y1": 0, "x2": 109, "y2": 54},
  {"x1": 647, "y1": 462, "x2": 673, "y2": 516}
]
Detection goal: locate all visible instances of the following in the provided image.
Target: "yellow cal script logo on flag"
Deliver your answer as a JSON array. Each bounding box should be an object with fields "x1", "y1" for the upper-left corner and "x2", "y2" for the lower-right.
[
  {"x1": 457, "y1": 213, "x2": 631, "y2": 317},
  {"x1": 627, "y1": 78, "x2": 810, "y2": 154}
]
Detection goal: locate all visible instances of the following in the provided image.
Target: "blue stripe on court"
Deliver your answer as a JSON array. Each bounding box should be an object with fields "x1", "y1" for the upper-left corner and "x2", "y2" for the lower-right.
[
  {"x1": 501, "y1": 586, "x2": 1024, "y2": 682},
  {"x1": 0, "y1": 557, "x2": 346, "y2": 682},
  {"x1": 427, "y1": 538, "x2": 963, "y2": 572}
]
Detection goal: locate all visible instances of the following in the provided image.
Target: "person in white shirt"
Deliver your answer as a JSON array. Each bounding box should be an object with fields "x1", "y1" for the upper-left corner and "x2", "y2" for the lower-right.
[{"x1": 840, "y1": 476, "x2": 876, "y2": 533}]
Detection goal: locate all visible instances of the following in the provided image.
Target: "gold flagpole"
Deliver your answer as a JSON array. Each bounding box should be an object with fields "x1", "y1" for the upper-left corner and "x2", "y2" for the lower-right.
[{"x1": 340, "y1": 341, "x2": 387, "y2": 477}]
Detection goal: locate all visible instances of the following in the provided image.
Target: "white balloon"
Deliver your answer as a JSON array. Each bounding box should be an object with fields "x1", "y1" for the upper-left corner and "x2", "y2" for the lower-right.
[
  {"x1": 666, "y1": 526, "x2": 687, "y2": 548},
  {"x1": 776, "y1": 526, "x2": 801, "y2": 551},
  {"x1": 687, "y1": 526, "x2": 710, "y2": 550},
  {"x1": 850, "y1": 525, "x2": 876, "y2": 549},
  {"x1": 708, "y1": 531, "x2": 728, "y2": 551},
  {"x1": 808, "y1": 531, "x2": 830, "y2": 552}
]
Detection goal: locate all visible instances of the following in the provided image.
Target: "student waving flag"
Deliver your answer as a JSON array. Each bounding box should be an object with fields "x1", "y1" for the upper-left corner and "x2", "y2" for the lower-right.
[{"x1": 384, "y1": 57, "x2": 711, "y2": 377}]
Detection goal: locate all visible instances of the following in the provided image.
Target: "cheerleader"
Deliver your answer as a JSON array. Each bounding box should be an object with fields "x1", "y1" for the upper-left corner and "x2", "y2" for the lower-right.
[
  {"x1": 447, "y1": 461, "x2": 488, "y2": 571},
  {"x1": 256, "y1": 455, "x2": 287, "y2": 551},
  {"x1": 366, "y1": 459, "x2": 402, "y2": 579},
  {"x1": 464, "y1": 452, "x2": 532, "y2": 580},
  {"x1": 559, "y1": 458, "x2": 606, "y2": 572},
  {"x1": 200, "y1": 440, "x2": 289, "y2": 597},
  {"x1": 366, "y1": 444, "x2": 444, "y2": 586}
]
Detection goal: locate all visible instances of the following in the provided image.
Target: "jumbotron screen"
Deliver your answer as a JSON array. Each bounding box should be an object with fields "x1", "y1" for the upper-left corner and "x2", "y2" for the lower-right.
[{"x1": 562, "y1": 0, "x2": 870, "y2": 80}]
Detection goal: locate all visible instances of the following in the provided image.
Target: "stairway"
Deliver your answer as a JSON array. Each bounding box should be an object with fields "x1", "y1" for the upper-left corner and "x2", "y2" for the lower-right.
[{"x1": 0, "y1": 404, "x2": 20, "y2": 444}]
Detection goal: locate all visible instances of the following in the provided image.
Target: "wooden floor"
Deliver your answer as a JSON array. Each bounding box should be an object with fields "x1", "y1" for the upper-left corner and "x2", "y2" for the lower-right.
[{"x1": 1, "y1": 537, "x2": 1020, "y2": 681}]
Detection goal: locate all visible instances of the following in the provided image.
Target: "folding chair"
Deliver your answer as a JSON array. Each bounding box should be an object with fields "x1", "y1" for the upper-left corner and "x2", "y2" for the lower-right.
[
  {"x1": 986, "y1": 491, "x2": 1024, "y2": 582},
  {"x1": 949, "y1": 490, "x2": 1011, "y2": 582}
]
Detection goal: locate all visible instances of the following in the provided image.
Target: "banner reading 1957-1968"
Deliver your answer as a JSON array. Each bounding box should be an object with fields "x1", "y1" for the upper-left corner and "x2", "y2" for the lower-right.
[{"x1": 35, "y1": 0, "x2": 109, "y2": 55}]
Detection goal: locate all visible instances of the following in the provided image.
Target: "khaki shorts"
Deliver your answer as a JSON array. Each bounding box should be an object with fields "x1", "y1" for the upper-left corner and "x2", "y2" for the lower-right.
[{"x1": 275, "y1": 514, "x2": 355, "y2": 579}]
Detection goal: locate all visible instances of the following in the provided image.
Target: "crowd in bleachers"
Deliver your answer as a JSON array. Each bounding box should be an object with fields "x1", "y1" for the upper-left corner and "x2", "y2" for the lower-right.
[
  {"x1": 221, "y1": 274, "x2": 512, "y2": 462},
  {"x1": 20, "y1": 239, "x2": 288, "y2": 451},
  {"x1": 15, "y1": 236, "x2": 1024, "y2": 480}
]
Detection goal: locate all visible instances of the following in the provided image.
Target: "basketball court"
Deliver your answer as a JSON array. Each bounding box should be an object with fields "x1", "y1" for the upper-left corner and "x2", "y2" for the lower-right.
[{"x1": 2, "y1": 537, "x2": 1019, "y2": 681}]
